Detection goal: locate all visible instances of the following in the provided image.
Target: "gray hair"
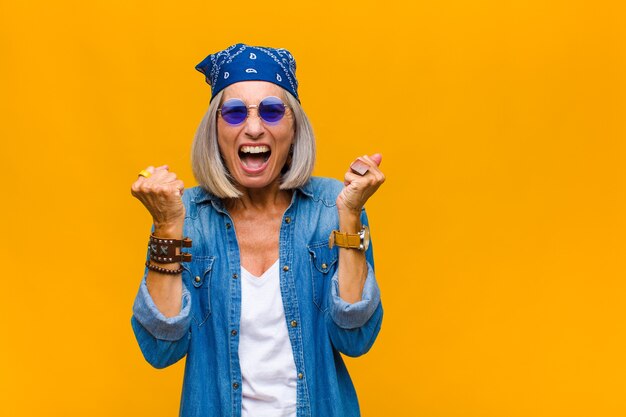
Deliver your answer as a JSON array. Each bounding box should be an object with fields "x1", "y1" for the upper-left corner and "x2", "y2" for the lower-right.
[{"x1": 191, "y1": 89, "x2": 315, "y2": 199}]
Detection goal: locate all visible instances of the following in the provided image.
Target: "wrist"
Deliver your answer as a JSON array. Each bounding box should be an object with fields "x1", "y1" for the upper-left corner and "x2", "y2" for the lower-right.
[
  {"x1": 153, "y1": 221, "x2": 184, "y2": 239},
  {"x1": 338, "y1": 209, "x2": 362, "y2": 233}
]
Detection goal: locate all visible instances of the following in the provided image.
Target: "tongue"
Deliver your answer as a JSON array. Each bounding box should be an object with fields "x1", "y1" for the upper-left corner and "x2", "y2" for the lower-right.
[{"x1": 242, "y1": 154, "x2": 267, "y2": 169}]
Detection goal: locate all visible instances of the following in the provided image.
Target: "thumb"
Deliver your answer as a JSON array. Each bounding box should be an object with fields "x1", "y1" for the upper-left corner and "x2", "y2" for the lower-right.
[{"x1": 370, "y1": 153, "x2": 383, "y2": 166}]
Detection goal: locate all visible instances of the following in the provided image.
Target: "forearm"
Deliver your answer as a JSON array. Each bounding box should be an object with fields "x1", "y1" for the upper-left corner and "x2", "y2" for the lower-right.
[
  {"x1": 145, "y1": 222, "x2": 184, "y2": 318},
  {"x1": 336, "y1": 209, "x2": 367, "y2": 303}
]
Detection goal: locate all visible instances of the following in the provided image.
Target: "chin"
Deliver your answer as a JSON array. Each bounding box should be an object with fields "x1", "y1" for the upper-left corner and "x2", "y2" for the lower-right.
[{"x1": 232, "y1": 169, "x2": 281, "y2": 190}]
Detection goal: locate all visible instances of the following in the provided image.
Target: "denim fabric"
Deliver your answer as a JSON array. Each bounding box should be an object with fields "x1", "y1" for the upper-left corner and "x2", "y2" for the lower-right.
[{"x1": 131, "y1": 176, "x2": 383, "y2": 417}]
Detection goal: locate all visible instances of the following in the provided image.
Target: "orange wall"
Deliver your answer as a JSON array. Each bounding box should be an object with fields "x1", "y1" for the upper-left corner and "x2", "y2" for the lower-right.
[{"x1": 1, "y1": 1, "x2": 625, "y2": 416}]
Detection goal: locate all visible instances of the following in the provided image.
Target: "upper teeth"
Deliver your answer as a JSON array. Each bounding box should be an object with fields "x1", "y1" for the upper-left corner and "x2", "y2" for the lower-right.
[{"x1": 240, "y1": 145, "x2": 270, "y2": 154}]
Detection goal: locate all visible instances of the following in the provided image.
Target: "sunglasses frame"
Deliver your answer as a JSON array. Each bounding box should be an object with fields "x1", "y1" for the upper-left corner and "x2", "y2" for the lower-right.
[{"x1": 217, "y1": 96, "x2": 290, "y2": 125}]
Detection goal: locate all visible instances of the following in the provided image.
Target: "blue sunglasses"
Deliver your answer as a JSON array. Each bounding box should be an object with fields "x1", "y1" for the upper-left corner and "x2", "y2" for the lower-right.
[{"x1": 218, "y1": 96, "x2": 289, "y2": 125}]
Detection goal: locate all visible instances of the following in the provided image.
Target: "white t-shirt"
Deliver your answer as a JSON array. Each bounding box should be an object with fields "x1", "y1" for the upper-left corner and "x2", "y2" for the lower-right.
[{"x1": 239, "y1": 259, "x2": 297, "y2": 417}]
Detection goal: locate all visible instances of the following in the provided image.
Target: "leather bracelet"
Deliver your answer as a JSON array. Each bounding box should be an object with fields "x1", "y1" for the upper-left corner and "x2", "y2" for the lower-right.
[
  {"x1": 145, "y1": 260, "x2": 184, "y2": 275},
  {"x1": 149, "y1": 234, "x2": 192, "y2": 246},
  {"x1": 148, "y1": 234, "x2": 192, "y2": 262},
  {"x1": 149, "y1": 252, "x2": 192, "y2": 263}
]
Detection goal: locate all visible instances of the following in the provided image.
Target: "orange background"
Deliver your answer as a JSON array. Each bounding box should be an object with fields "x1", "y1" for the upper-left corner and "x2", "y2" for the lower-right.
[{"x1": 1, "y1": 0, "x2": 625, "y2": 416}]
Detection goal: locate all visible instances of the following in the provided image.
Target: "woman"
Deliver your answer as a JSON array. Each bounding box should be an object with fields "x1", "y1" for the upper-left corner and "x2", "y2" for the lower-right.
[{"x1": 130, "y1": 43, "x2": 385, "y2": 417}]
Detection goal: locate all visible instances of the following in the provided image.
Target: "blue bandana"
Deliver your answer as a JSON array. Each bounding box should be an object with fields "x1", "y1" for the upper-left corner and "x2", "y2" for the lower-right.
[{"x1": 195, "y1": 43, "x2": 300, "y2": 103}]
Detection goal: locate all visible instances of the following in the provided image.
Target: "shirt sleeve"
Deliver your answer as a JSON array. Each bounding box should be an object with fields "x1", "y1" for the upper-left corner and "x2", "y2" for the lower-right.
[
  {"x1": 132, "y1": 222, "x2": 193, "y2": 342},
  {"x1": 132, "y1": 272, "x2": 193, "y2": 341},
  {"x1": 324, "y1": 207, "x2": 384, "y2": 357},
  {"x1": 328, "y1": 261, "x2": 381, "y2": 329},
  {"x1": 130, "y1": 266, "x2": 193, "y2": 369}
]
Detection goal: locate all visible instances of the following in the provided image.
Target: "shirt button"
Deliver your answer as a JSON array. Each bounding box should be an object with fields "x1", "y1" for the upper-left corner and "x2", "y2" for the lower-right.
[
  {"x1": 231, "y1": 330, "x2": 237, "y2": 336},
  {"x1": 298, "y1": 372, "x2": 304, "y2": 379},
  {"x1": 233, "y1": 382, "x2": 239, "y2": 389},
  {"x1": 285, "y1": 217, "x2": 291, "y2": 224},
  {"x1": 290, "y1": 320, "x2": 298, "y2": 327},
  {"x1": 321, "y1": 263, "x2": 328, "y2": 269},
  {"x1": 232, "y1": 273, "x2": 238, "y2": 279},
  {"x1": 226, "y1": 222, "x2": 232, "y2": 229},
  {"x1": 194, "y1": 276, "x2": 201, "y2": 283},
  {"x1": 283, "y1": 265, "x2": 289, "y2": 272}
]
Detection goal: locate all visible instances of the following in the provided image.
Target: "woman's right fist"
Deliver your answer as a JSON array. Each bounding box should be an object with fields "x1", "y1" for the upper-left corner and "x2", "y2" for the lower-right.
[{"x1": 131, "y1": 165, "x2": 186, "y2": 228}]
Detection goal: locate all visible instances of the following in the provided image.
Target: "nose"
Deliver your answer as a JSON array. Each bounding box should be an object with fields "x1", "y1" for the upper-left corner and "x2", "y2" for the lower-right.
[{"x1": 243, "y1": 107, "x2": 264, "y2": 138}]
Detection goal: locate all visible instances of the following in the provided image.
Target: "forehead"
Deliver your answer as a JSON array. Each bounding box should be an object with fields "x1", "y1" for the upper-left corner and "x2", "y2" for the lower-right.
[{"x1": 221, "y1": 81, "x2": 285, "y2": 103}]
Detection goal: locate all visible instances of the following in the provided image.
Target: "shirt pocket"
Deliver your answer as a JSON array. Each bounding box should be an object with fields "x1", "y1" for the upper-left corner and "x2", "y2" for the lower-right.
[
  {"x1": 307, "y1": 241, "x2": 338, "y2": 312},
  {"x1": 182, "y1": 256, "x2": 216, "y2": 327}
]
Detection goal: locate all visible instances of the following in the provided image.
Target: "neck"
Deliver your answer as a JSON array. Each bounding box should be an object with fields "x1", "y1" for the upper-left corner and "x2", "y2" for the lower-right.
[{"x1": 224, "y1": 179, "x2": 293, "y2": 214}]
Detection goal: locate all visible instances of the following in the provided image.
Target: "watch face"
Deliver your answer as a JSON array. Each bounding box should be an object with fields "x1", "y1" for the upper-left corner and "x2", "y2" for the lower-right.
[{"x1": 361, "y1": 225, "x2": 370, "y2": 251}]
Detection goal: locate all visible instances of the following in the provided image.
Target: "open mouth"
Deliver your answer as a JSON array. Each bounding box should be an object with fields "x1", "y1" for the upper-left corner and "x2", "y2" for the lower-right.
[{"x1": 238, "y1": 144, "x2": 271, "y2": 172}]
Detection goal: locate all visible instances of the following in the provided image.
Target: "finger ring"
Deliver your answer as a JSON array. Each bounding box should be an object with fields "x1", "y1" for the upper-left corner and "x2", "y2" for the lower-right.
[
  {"x1": 350, "y1": 158, "x2": 370, "y2": 176},
  {"x1": 138, "y1": 169, "x2": 152, "y2": 178}
]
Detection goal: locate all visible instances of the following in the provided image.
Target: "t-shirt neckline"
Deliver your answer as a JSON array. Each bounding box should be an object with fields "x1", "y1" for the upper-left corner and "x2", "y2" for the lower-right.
[{"x1": 240, "y1": 258, "x2": 280, "y2": 280}]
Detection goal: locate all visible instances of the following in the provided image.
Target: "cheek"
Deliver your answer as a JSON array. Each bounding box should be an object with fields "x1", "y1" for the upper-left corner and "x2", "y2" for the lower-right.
[
  {"x1": 216, "y1": 128, "x2": 237, "y2": 152},
  {"x1": 275, "y1": 139, "x2": 294, "y2": 162},
  {"x1": 277, "y1": 119, "x2": 296, "y2": 139},
  {"x1": 276, "y1": 134, "x2": 294, "y2": 157},
  {"x1": 216, "y1": 136, "x2": 227, "y2": 156},
  {"x1": 216, "y1": 138, "x2": 237, "y2": 169}
]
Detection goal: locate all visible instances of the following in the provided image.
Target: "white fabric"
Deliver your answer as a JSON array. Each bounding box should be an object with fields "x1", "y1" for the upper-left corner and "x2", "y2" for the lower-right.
[{"x1": 240, "y1": 259, "x2": 297, "y2": 417}]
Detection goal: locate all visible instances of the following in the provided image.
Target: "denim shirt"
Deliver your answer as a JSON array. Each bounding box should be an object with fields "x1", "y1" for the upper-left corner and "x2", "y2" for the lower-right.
[{"x1": 131, "y1": 176, "x2": 383, "y2": 417}]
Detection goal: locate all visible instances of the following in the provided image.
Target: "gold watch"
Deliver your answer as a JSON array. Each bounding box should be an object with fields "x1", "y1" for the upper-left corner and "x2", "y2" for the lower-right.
[{"x1": 328, "y1": 225, "x2": 370, "y2": 251}]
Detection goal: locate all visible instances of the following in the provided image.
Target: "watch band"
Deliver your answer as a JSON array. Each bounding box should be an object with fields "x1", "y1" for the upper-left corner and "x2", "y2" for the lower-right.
[
  {"x1": 329, "y1": 230, "x2": 362, "y2": 249},
  {"x1": 328, "y1": 225, "x2": 369, "y2": 251}
]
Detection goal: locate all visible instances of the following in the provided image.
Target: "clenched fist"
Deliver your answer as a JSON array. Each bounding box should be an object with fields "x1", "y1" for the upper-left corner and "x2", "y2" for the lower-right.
[
  {"x1": 336, "y1": 153, "x2": 385, "y2": 215},
  {"x1": 131, "y1": 165, "x2": 186, "y2": 230}
]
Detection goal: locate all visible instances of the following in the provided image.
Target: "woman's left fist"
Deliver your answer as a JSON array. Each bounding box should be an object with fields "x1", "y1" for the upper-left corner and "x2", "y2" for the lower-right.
[{"x1": 336, "y1": 153, "x2": 385, "y2": 215}]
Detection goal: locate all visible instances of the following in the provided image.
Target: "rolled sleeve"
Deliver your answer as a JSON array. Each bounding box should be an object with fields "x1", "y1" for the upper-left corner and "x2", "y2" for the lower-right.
[
  {"x1": 132, "y1": 275, "x2": 192, "y2": 341},
  {"x1": 329, "y1": 261, "x2": 381, "y2": 329}
]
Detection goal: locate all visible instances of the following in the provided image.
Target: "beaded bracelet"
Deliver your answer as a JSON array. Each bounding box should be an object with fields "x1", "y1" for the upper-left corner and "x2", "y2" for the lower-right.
[{"x1": 145, "y1": 260, "x2": 184, "y2": 275}]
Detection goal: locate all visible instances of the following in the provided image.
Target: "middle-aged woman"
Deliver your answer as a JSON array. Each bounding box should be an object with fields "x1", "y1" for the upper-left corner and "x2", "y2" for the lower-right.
[{"x1": 130, "y1": 43, "x2": 385, "y2": 417}]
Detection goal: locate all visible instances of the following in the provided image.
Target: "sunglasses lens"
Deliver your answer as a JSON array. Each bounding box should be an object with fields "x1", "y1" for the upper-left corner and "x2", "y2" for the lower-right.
[
  {"x1": 259, "y1": 97, "x2": 286, "y2": 123},
  {"x1": 220, "y1": 99, "x2": 247, "y2": 124}
]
